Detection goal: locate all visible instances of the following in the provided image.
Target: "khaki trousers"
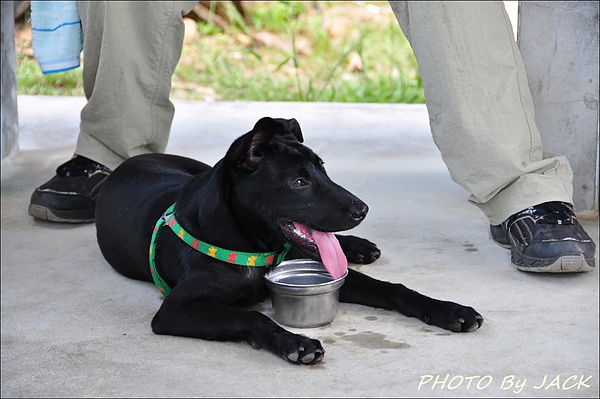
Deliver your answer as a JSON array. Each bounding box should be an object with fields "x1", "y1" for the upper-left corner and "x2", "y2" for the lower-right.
[
  {"x1": 75, "y1": 1, "x2": 197, "y2": 170},
  {"x1": 75, "y1": 1, "x2": 574, "y2": 225},
  {"x1": 389, "y1": 1, "x2": 573, "y2": 224}
]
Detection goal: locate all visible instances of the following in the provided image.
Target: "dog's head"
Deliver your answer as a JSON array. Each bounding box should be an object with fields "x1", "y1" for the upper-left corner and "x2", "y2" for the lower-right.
[{"x1": 224, "y1": 117, "x2": 368, "y2": 278}]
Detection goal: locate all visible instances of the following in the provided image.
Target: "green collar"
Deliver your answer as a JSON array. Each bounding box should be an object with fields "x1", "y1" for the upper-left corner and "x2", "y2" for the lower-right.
[{"x1": 149, "y1": 203, "x2": 292, "y2": 296}]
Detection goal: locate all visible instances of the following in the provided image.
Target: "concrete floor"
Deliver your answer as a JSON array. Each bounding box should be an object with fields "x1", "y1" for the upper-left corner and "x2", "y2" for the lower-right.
[{"x1": 2, "y1": 95, "x2": 598, "y2": 398}]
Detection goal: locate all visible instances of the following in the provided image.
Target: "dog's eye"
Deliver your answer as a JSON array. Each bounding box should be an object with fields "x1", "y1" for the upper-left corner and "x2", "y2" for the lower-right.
[{"x1": 292, "y1": 178, "x2": 308, "y2": 188}]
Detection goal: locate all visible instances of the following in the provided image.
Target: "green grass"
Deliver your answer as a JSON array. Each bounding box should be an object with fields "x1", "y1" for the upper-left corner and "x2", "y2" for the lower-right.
[
  {"x1": 16, "y1": 1, "x2": 423, "y2": 104},
  {"x1": 17, "y1": 52, "x2": 85, "y2": 96}
]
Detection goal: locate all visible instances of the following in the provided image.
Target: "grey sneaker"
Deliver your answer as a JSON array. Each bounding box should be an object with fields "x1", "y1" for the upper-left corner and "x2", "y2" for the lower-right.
[
  {"x1": 28, "y1": 155, "x2": 111, "y2": 223},
  {"x1": 490, "y1": 202, "x2": 596, "y2": 272}
]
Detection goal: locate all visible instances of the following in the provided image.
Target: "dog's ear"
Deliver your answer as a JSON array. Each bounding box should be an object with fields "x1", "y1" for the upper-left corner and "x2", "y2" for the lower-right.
[
  {"x1": 227, "y1": 117, "x2": 304, "y2": 172},
  {"x1": 274, "y1": 117, "x2": 304, "y2": 143},
  {"x1": 227, "y1": 118, "x2": 277, "y2": 171}
]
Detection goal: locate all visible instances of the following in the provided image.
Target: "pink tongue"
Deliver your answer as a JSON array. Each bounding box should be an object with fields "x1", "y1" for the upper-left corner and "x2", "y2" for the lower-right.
[{"x1": 294, "y1": 223, "x2": 347, "y2": 279}]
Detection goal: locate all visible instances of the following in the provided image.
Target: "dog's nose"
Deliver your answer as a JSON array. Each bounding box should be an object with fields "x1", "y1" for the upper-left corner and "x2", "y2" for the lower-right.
[{"x1": 350, "y1": 202, "x2": 369, "y2": 222}]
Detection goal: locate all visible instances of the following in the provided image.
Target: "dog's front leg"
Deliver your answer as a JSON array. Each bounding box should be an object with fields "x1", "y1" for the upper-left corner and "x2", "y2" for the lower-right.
[
  {"x1": 150, "y1": 280, "x2": 325, "y2": 365},
  {"x1": 340, "y1": 269, "x2": 483, "y2": 332},
  {"x1": 336, "y1": 234, "x2": 381, "y2": 264}
]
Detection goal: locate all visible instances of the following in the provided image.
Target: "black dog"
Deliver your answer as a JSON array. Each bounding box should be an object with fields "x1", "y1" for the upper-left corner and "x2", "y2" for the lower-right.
[{"x1": 96, "y1": 117, "x2": 483, "y2": 365}]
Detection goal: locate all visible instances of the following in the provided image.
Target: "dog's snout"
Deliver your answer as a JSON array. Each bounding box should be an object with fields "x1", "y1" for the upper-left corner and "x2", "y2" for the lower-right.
[{"x1": 351, "y1": 202, "x2": 369, "y2": 222}]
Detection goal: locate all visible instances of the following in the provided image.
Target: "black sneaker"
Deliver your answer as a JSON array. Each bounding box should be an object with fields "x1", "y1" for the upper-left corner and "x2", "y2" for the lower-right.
[
  {"x1": 28, "y1": 155, "x2": 112, "y2": 223},
  {"x1": 490, "y1": 201, "x2": 596, "y2": 272}
]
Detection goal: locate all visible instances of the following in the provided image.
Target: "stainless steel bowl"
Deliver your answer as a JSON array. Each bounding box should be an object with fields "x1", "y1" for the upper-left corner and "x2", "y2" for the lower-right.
[{"x1": 264, "y1": 259, "x2": 347, "y2": 328}]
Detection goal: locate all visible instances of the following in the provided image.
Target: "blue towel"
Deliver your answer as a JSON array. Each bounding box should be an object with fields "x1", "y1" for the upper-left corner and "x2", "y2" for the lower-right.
[{"x1": 30, "y1": 1, "x2": 83, "y2": 74}]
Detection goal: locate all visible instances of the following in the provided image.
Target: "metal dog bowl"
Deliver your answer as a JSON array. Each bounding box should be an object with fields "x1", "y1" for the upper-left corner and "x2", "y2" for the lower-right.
[{"x1": 264, "y1": 259, "x2": 347, "y2": 328}]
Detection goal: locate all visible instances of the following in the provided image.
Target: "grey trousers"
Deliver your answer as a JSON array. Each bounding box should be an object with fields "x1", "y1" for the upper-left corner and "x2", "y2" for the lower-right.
[{"x1": 75, "y1": 1, "x2": 574, "y2": 225}]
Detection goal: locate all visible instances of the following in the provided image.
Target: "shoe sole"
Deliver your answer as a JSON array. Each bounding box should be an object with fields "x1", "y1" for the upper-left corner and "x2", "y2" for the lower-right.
[
  {"x1": 28, "y1": 204, "x2": 95, "y2": 224},
  {"x1": 490, "y1": 234, "x2": 595, "y2": 273},
  {"x1": 513, "y1": 253, "x2": 595, "y2": 273}
]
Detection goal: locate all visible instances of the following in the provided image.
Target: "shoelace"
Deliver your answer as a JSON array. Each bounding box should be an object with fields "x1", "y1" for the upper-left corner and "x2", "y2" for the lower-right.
[{"x1": 511, "y1": 202, "x2": 575, "y2": 226}]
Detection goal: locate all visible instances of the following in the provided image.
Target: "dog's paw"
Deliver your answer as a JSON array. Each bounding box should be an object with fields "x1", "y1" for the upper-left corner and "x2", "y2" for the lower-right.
[
  {"x1": 336, "y1": 235, "x2": 381, "y2": 264},
  {"x1": 278, "y1": 334, "x2": 325, "y2": 365},
  {"x1": 422, "y1": 302, "x2": 484, "y2": 333}
]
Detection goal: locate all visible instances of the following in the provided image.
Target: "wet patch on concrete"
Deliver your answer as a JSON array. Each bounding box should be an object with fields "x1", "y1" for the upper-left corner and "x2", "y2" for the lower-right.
[
  {"x1": 463, "y1": 242, "x2": 479, "y2": 252},
  {"x1": 339, "y1": 331, "x2": 410, "y2": 350}
]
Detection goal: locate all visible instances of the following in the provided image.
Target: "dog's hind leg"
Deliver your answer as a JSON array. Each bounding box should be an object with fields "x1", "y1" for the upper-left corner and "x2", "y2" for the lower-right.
[
  {"x1": 340, "y1": 269, "x2": 484, "y2": 332},
  {"x1": 150, "y1": 279, "x2": 325, "y2": 365}
]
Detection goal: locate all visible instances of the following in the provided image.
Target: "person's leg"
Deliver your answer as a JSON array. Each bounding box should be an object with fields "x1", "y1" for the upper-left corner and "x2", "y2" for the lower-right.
[
  {"x1": 388, "y1": 1, "x2": 595, "y2": 272},
  {"x1": 28, "y1": 1, "x2": 197, "y2": 223},
  {"x1": 76, "y1": 1, "x2": 197, "y2": 170}
]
